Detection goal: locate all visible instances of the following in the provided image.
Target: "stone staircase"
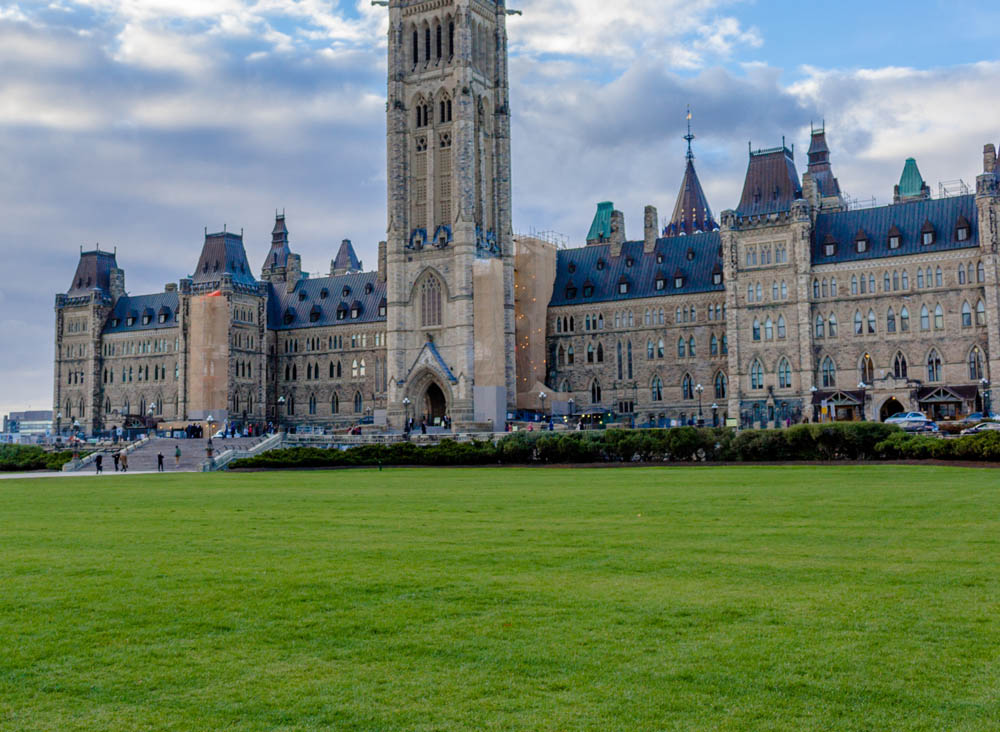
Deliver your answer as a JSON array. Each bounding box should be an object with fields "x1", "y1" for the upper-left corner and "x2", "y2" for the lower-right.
[{"x1": 90, "y1": 436, "x2": 268, "y2": 473}]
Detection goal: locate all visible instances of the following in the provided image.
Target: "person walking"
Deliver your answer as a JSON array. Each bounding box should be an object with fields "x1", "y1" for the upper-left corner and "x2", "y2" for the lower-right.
[
  {"x1": 113, "y1": 452, "x2": 120, "y2": 472},
  {"x1": 420, "y1": 419, "x2": 427, "y2": 435},
  {"x1": 174, "y1": 445, "x2": 182, "y2": 468},
  {"x1": 95, "y1": 453, "x2": 103, "y2": 474},
  {"x1": 120, "y1": 451, "x2": 128, "y2": 473},
  {"x1": 157, "y1": 451, "x2": 165, "y2": 472}
]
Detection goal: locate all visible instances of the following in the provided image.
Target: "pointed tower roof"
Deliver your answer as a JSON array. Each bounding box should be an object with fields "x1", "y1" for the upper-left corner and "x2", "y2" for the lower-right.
[
  {"x1": 332, "y1": 239, "x2": 362, "y2": 275},
  {"x1": 736, "y1": 141, "x2": 802, "y2": 216},
  {"x1": 898, "y1": 158, "x2": 926, "y2": 198},
  {"x1": 265, "y1": 212, "x2": 292, "y2": 271},
  {"x1": 66, "y1": 248, "x2": 118, "y2": 299},
  {"x1": 806, "y1": 124, "x2": 841, "y2": 199},
  {"x1": 192, "y1": 228, "x2": 257, "y2": 290},
  {"x1": 664, "y1": 109, "x2": 716, "y2": 237}
]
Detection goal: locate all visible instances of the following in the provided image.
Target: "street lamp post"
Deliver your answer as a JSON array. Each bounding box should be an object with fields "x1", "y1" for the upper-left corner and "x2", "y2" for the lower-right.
[
  {"x1": 276, "y1": 397, "x2": 285, "y2": 434},
  {"x1": 857, "y1": 382, "x2": 868, "y2": 422},
  {"x1": 695, "y1": 383, "x2": 704, "y2": 426},
  {"x1": 538, "y1": 391, "x2": 547, "y2": 421},
  {"x1": 810, "y1": 386, "x2": 819, "y2": 423},
  {"x1": 402, "y1": 397, "x2": 411, "y2": 434},
  {"x1": 205, "y1": 413, "x2": 215, "y2": 459},
  {"x1": 980, "y1": 378, "x2": 991, "y2": 417},
  {"x1": 711, "y1": 402, "x2": 719, "y2": 428},
  {"x1": 56, "y1": 412, "x2": 62, "y2": 443}
]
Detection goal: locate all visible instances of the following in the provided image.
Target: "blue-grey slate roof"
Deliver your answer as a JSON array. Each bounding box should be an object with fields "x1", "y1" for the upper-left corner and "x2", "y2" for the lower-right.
[
  {"x1": 103, "y1": 292, "x2": 180, "y2": 334},
  {"x1": 812, "y1": 194, "x2": 979, "y2": 265},
  {"x1": 549, "y1": 233, "x2": 724, "y2": 308},
  {"x1": 268, "y1": 272, "x2": 387, "y2": 330},
  {"x1": 191, "y1": 232, "x2": 258, "y2": 289}
]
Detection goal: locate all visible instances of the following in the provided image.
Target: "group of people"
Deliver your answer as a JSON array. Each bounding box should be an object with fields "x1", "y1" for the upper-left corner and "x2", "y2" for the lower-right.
[
  {"x1": 403, "y1": 415, "x2": 452, "y2": 437},
  {"x1": 93, "y1": 445, "x2": 182, "y2": 474}
]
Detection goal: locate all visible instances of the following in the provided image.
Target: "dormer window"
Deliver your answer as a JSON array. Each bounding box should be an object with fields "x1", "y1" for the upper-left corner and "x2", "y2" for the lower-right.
[
  {"x1": 142, "y1": 315, "x2": 151, "y2": 325},
  {"x1": 565, "y1": 285, "x2": 577, "y2": 299},
  {"x1": 856, "y1": 238, "x2": 868, "y2": 253},
  {"x1": 655, "y1": 276, "x2": 665, "y2": 291},
  {"x1": 625, "y1": 257, "x2": 634, "y2": 268},
  {"x1": 378, "y1": 300, "x2": 387, "y2": 317},
  {"x1": 956, "y1": 215, "x2": 971, "y2": 242},
  {"x1": 320, "y1": 288, "x2": 329, "y2": 299},
  {"x1": 713, "y1": 271, "x2": 723, "y2": 286},
  {"x1": 567, "y1": 263, "x2": 576, "y2": 274},
  {"x1": 342, "y1": 287, "x2": 351, "y2": 297},
  {"x1": 686, "y1": 248, "x2": 695, "y2": 262},
  {"x1": 657, "y1": 254, "x2": 664, "y2": 264},
  {"x1": 351, "y1": 307, "x2": 360, "y2": 319},
  {"x1": 823, "y1": 235, "x2": 837, "y2": 257},
  {"x1": 336, "y1": 304, "x2": 348, "y2": 321},
  {"x1": 298, "y1": 291, "x2": 307, "y2": 301},
  {"x1": 596, "y1": 259, "x2": 605, "y2": 271},
  {"x1": 889, "y1": 235, "x2": 901, "y2": 249},
  {"x1": 617, "y1": 276, "x2": 629, "y2": 295},
  {"x1": 674, "y1": 276, "x2": 684, "y2": 289},
  {"x1": 111, "y1": 318, "x2": 120, "y2": 328},
  {"x1": 921, "y1": 220, "x2": 936, "y2": 246},
  {"x1": 365, "y1": 283, "x2": 374, "y2": 294},
  {"x1": 582, "y1": 283, "x2": 594, "y2": 298},
  {"x1": 283, "y1": 312, "x2": 294, "y2": 325},
  {"x1": 158, "y1": 314, "x2": 167, "y2": 324}
]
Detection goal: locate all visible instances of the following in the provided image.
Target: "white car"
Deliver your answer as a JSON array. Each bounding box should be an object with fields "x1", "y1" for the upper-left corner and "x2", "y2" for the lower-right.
[
  {"x1": 960, "y1": 422, "x2": 1000, "y2": 436},
  {"x1": 886, "y1": 411, "x2": 926, "y2": 424}
]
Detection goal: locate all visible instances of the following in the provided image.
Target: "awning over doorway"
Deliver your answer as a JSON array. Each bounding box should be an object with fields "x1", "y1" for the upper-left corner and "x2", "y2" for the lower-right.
[{"x1": 811, "y1": 389, "x2": 863, "y2": 406}]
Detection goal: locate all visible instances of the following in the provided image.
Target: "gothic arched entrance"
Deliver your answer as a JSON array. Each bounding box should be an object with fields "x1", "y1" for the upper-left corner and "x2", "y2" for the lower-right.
[
  {"x1": 423, "y1": 382, "x2": 447, "y2": 424},
  {"x1": 880, "y1": 397, "x2": 905, "y2": 422}
]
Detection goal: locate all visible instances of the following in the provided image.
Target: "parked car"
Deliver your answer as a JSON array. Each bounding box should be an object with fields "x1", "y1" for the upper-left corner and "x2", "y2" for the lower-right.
[
  {"x1": 886, "y1": 411, "x2": 927, "y2": 424},
  {"x1": 900, "y1": 419, "x2": 939, "y2": 434},
  {"x1": 960, "y1": 412, "x2": 1000, "y2": 424},
  {"x1": 960, "y1": 421, "x2": 1000, "y2": 436}
]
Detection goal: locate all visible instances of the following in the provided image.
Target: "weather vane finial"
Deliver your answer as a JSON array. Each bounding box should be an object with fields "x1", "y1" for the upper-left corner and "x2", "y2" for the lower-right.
[{"x1": 684, "y1": 105, "x2": 695, "y2": 161}]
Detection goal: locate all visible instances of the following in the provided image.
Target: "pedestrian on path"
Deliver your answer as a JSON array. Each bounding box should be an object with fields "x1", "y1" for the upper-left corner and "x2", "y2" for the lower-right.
[
  {"x1": 95, "y1": 454, "x2": 103, "y2": 474},
  {"x1": 157, "y1": 452, "x2": 165, "y2": 472},
  {"x1": 113, "y1": 452, "x2": 120, "y2": 472},
  {"x1": 120, "y1": 451, "x2": 128, "y2": 472},
  {"x1": 174, "y1": 445, "x2": 182, "y2": 468}
]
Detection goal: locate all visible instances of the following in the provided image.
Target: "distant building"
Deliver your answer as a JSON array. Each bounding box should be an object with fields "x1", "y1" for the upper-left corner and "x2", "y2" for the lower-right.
[{"x1": 3, "y1": 411, "x2": 53, "y2": 436}]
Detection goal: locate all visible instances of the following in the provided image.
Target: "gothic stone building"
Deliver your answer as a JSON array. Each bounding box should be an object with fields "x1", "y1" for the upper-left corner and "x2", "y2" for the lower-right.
[{"x1": 53, "y1": 0, "x2": 1000, "y2": 434}]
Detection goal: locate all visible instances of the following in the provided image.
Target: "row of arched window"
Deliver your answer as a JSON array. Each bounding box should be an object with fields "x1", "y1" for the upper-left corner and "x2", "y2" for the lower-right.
[
  {"x1": 558, "y1": 372, "x2": 728, "y2": 405},
  {"x1": 813, "y1": 262, "x2": 985, "y2": 300},
  {"x1": 556, "y1": 304, "x2": 726, "y2": 334},
  {"x1": 815, "y1": 346, "x2": 986, "y2": 387},
  {"x1": 747, "y1": 280, "x2": 788, "y2": 303},
  {"x1": 748, "y1": 358, "x2": 795, "y2": 390},
  {"x1": 745, "y1": 243, "x2": 788, "y2": 267},
  {"x1": 752, "y1": 316, "x2": 787, "y2": 341},
  {"x1": 282, "y1": 391, "x2": 365, "y2": 417}
]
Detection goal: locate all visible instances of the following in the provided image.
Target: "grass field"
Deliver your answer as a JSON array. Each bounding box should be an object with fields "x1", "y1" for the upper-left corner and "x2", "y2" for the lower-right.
[{"x1": 1, "y1": 466, "x2": 998, "y2": 731}]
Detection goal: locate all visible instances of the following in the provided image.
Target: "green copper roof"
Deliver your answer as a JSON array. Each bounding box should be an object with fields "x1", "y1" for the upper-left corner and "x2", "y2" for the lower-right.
[
  {"x1": 898, "y1": 158, "x2": 925, "y2": 198},
  {"x1": 587, "y1": 201, "x2": 614, "y2": 242}
]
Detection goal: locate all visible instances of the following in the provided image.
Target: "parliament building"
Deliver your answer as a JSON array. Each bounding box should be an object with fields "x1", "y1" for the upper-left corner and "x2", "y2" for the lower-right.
[{"x1": 53, "y1": 0, "x2": 1000, "y2": 435}]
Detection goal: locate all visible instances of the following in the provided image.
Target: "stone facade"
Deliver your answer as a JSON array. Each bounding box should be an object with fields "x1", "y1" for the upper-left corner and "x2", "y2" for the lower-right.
[{"x1": 52, "y1": 13, "x2": 1000, "y2": 434}]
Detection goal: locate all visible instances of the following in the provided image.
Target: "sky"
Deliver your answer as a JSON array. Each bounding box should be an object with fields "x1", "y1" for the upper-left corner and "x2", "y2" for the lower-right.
[{"x1": 2, "y1": 0, "x2": 999, "y2": 416}]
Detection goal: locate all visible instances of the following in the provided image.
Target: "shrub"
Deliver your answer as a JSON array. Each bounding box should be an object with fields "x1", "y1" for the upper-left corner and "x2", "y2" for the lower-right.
[{"x1": 0, "y1": 445, "x2": 79, "y2": 472}]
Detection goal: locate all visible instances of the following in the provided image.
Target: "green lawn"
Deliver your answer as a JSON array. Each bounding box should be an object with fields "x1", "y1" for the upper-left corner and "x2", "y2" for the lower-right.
[{"x1": 1, "y1": 466, "x2": 998, "y2": 731}]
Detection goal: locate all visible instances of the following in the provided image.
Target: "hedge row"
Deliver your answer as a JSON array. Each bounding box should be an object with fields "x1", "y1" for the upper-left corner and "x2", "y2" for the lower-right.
[
  {"x1": 230, "y1": 422, "x2": 919, "y2": 470},
  {"x1": 875, "y1": 429, "x2": 1000, "y2": 461},
  {"x1": 0, "y1": 445, "x2": 80, "y2": 472}
]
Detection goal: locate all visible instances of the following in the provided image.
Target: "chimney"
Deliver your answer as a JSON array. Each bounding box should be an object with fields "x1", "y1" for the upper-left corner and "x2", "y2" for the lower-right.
[
  {"x1": 378, "y1": 240, "x2": 387, "y2": 283},
  {"x1": 609, "y1": 209, "x2": 625, "y2": 257},
  {"x1": 985, "y1": 144, "x2": 997, "y2": 174},
  {"x1": 643, "y1": 206, "x2": 658, "y2": 253},
  {"x1": 164, "y1": 283, "x2": 177, "y2": 293},
  {"x1": 109, "y1": 268, "x2": 125, "y2": 301},
  {"x1": 285, "y1": 253, "x2": 302, "y2": 294}
]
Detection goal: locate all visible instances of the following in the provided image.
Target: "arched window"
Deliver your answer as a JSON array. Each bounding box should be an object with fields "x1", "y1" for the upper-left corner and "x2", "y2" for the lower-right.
[
  {"x1": 714, "y1": 372, "x2": 728, "y2": 399},
  {"x1": 627, "y1": 341, "x2": 633, "y2": 378},
  {"x1": 869, "y1": 274, "x2": 876, "y2": 293},
  {"x1": 764, "y1": 318, "x2": 773, "y2": 340},
  {"x1": 615, "y1": 342, "x2": 622, "y2": 378},
  {"x1": 590, "y1": 380, "x2": 602, "y2": 404},
  {"x1": 920, "y1": 305, "x2": 930, "y2": 331},
  {"x1": 854, "y1": 311, "x2": 863, "y2": 335},
  {"x1": 860, "y1": 354, "x2": 874, "y2": 384},
  {"x1": 883, "y1": 272, "x2": 891, "y2": 292},
  {"x1": 969, "y1": 347, "x2": 984, "y2": 380},
  {"x1": 755, "y1": 283, "x2": 762, "y2": 302},
  {"x1": 893, "y1": 271, "x2": 900, "y2": 290},
  {"x1": 331, "y1": 393, "x2": 340, "y2": 414},
  {"x1": 657, "y1": 339, "x2": 665, "y2": 358},
  {"x1": 777, "y1": 316, "x2": 786, "y2": 339},
  {"x1": 772, "y1": 282, "x2": 778, "y2": 301},
  {"x1": 934, "y1": 304, "x2": 944, "y2": 330},
  {"x1": 935, "y1": 267, "x2": 943, "y2": 287},
  {"x1": 887, "y1": 308, "x2": 896, "y2": 333},
  {"x1": 893, "y1": 352, "x2": 908, "y2": 379},
  {"x1": 917, "y1": 269, "x2": 924, "y2": 288},
  {"x1": 678, "y1": 337, "x2": 686, "y2": 358},
  {"x1": 867, "y1": 309, "x2": 876, "y2": 334},
  {"x1": 710, "y1": 334, "x2": 719, "y2": 356},
  {"x1": 644, "y1": 309, "x2": 651, "y2": 326},
  {"x1": 815, "y1": 314, "x2": 825, "y2": 338},
  {"x1": 900, "y1": 307, "x2": 910, "y2": 332},
  {"x1": 587, "y1": 343, "x2": 595, "y2": 363},
  {"x1": 750, "y1": 361, "x2": 764, "y2": 390},
  {"x1": 309, "y1": 394, "x2": 317, "y2": 415},
  {"x1": 597, "y1": 343, "x2": 605, "y2": 363},
  {"x1": 813, "y1": 279, "x2": 820, "y2": 299},
  {"x1": 977, "y1": 261, "x2": 985, "y2": 283},
  {"x1": 778, "y1": 358, "x2": 792, "y2": 389},
  {"x1": 646, "y1": 341, "x2": 654, "y2": 360},
  {"x1": 752, "y1": 319, "x2": 761, "y2": 341},
  {"x1": 682, "y1": 374, "x2": 695, "y2": 399},
  {"x1": 354, "y1": 391, "x2": 363, "y2": 413},
  {"x1": 958, "y1": 266, "x2": 967, "y2": 285},
  {"x1": 962, "y1": 301, "x2": 972, "y2": 327},
  {"x1": 926, "y1": 350, "x2": 942, "y2": 382},
  {"x1": 822, "y1": 279, "x2": 829, "y2": 298},
  {"x1": 902, "y1": 270, "x2": 909, "y2": 289},
  {"x1": 821, "y1": 357, "x2": 836, "y2": 388},
  {"x1": 851, "y1": 275, "x2": 858, "y2": 295},
  {"x1": 977, "y1": 300, "x2": 987, "y2": 326},
  {"x1": 781, "y1": 281, "x2": 788, "y2": 299},
  {"x1": 557, "y1": 346, "x2": 566, "y2": 367},
  {"x1": 567, "y1": 346, "x2": 575, "y2": 365},
  {"x1": 651, "y1": 377, "x2": 663, "y2": 402},
  {"x1": 420, "y1": 274, "x2": 443, "y2": 327},
  {"x1": 688, "y1": 337, "x2": 695, "y2": 358}
]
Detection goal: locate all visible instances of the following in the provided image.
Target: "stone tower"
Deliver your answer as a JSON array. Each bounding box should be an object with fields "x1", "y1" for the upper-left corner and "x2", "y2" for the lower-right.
[{"x1": 384, "y1": 0, "x2": 516, "y2": 429}]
